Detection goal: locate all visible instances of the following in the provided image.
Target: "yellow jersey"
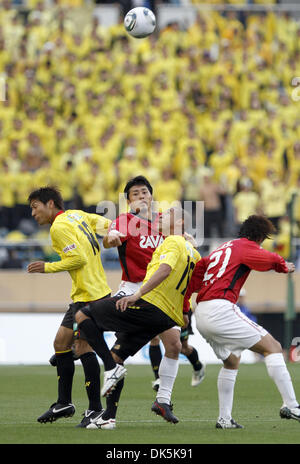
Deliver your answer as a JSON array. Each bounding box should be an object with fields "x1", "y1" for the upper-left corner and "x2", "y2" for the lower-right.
[
  {"x1": 141, "y1": 235, "x2": 201, "y2": 326},
  {"x1": 44, "y1": 210, "x2": 111, "y2": 303}
]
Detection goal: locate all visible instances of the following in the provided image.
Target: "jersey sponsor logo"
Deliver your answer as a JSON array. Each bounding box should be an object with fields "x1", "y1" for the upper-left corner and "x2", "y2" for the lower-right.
[
  {"x1": 139, "y1": 235, "x2": 164, "y2": 249},
  {"x1": 67, "y1": 212, "x2": 83, "y2": 222},
  {"x1": 185, "y1": 241, "x2": 197, "y2": 258},
  {"x1": 63, "y1": 243, "x2": 77, "y2": 253}
]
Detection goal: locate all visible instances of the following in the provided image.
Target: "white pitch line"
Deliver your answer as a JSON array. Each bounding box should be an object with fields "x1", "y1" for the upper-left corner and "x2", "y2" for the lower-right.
[{"x1": 0, "y1": 418, "x2": 282, "y2": 426}]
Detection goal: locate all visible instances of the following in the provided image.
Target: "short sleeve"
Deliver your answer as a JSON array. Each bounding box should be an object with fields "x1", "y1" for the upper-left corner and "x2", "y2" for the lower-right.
[
  {"x1": 87, "y1": 214, "x2": 111, "y2": 236},
  {"x1": 157, "y1": 236, "x2": 180, "y2": 270}
]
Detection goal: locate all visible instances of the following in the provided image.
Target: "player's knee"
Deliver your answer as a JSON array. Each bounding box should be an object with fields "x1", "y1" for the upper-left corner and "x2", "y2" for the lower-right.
[
  {"x1": 267, "y1": 338, "x2": 282, "y2": 355},
  {"x1": 54, "y1": 326, "x2": 74, "y2": 352},
  {"x1": 180, "y1": 343, "x2": 191, "y2": 356},
  {"x1": 53, "y1": 337, "x2": 72, "y2": 352},
  {"x1": 75, "y1": 310, "x2": 89, "y2": 324},
  {"x1": 164, "y1": 339, "x2": 182, "y2": 358},
  {"x1": 150, "y1": 336, "x2": 160, "y2": 346},
  {"x1": 223, "y1": 354, "x2": 240, "y2": 370},
  {"x1": 74, "y1": 339, "x2": 92, "y2": 357}
]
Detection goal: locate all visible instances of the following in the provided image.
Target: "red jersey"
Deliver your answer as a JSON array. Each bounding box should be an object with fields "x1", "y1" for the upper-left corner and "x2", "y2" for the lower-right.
[
  {"x1": 109, "y1": 212, "x2": 163, "y2": 282},
  {"x1": 184, "y1": 238, "x2": 289, "y2": 309}
]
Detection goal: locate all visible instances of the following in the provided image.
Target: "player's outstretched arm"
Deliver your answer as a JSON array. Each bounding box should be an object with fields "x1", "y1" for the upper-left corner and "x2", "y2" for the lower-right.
[
  {"x1": 242, "y1": 245, "x2": 291, "y2": 273},
  {"x1": 103, "y1": 231, "x2": 126, "y2": 248},
  {"x1": 27, "y1": 253, "x2": 87, "y2": 274},
  {"x1": 286, "y1": 262, "x2": 295, "y2": 273},
  {"x1": 27, "y1": 261, "x2": 45, "y2": 273}
]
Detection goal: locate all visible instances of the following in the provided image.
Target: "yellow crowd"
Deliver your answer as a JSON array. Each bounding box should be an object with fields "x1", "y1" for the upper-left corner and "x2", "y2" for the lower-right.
[{"x1": 0, "y1": 1, "x2": 300, "y2": 255}]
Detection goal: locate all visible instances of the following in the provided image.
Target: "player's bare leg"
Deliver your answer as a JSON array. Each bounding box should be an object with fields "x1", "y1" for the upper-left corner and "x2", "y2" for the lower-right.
[
  {"x1": 151, "y1": 328, "x2": 181, "y2": 424},
  {"x1": 250, "y1": 333, "x2": 300, "y2": 422}
]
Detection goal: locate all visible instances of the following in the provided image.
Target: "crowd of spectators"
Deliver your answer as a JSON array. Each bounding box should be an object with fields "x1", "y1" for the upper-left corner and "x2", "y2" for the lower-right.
[{"x1": 0, "y1": 0, "x2": 300, "y2": 267}]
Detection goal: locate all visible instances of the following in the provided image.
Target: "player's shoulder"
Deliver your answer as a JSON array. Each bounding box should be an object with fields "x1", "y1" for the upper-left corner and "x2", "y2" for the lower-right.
[
  {"x1": 112, "y1": 212, "x2": 133, "y2": 225},
  {"x1": 51, "y1": 210, "x2": 83, "y2": 229},
  {"x1": 235, "y1": 237, "x2": 259, "y2": 249},
  {"x1": 161, "y1": 235, "x2": 186, "y2": 251}
]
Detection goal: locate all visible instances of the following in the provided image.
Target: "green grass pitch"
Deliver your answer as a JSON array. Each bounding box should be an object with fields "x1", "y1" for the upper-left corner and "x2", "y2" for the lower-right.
[{"x1": 0, "y1": 362, "x2": 300, "y2": 445}]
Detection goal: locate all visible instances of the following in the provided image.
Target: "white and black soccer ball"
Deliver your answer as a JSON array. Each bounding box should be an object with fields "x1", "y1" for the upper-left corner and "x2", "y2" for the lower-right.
[{"x1": 124, "y1": 7, "x2": 156, "y2": 39}]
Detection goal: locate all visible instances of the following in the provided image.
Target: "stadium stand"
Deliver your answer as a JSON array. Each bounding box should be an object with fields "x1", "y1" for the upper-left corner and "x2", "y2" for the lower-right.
[{"x1": 0, "y1": 0, "x2": 300, "y2": 269}]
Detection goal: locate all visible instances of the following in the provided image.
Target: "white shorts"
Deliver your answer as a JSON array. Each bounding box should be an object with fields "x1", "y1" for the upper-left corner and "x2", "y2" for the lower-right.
[
  {"x1": 194, "y1": 299, "x2": 268, "y2": 361},
  {"x1": 114, "y1": 280, "x2": 143, "y2": 297},
  {"x1": 114, "y1": 281, "x2": 181, "y2": 332}
]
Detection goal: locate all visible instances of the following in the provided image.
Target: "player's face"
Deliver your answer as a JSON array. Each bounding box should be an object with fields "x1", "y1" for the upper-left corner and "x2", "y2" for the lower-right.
[
  {"x1": 159, "y1": 208, "x2": 183, "y2": 236},
  {"x1": 128, "y1": 184, "x2": 152, "y2": 215},
  {"x1": 30, "y1": 200, "x2": 53, "y2": 225},
  {"x1": 159, "y1": 208, "x2": 174, "y2": 235}
]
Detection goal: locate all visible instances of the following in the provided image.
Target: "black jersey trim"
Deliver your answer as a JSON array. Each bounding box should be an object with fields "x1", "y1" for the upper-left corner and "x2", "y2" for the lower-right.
[
  {"x1": 129, "y1": 211, "x2": 160, "y2": 225},
  {"x1": 118, "y1": 240, "x2": 130, "y2": 281},
  {"x1": 223, "y1": 264, "x2": 250, "y2": 297}
]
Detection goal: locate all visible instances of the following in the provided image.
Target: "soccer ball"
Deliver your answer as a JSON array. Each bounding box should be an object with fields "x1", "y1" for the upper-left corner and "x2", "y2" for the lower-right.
[{"x1": 124, "y1": 7, "x2": 156, "y2": 39}]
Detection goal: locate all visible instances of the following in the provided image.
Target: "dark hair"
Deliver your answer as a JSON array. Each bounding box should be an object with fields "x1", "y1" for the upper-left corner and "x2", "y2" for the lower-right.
[
  {"x1": 238, "y1": 215, "x2": 276, "y2": 242},
  {"x1": 28, "y1": 186, "x2": 64, "y2": 210},
  {"x1": 123, "y1": 175, "x2": 153, "y2": 198}
]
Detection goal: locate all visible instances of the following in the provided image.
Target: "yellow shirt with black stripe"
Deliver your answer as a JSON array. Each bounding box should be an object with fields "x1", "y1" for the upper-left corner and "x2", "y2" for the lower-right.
[
  {"x1": 44, "y1": 210, "x2": 111, "y2": 303},
  {"x1": 141, "y1": 235, "x2": 201, "y2": 327}
]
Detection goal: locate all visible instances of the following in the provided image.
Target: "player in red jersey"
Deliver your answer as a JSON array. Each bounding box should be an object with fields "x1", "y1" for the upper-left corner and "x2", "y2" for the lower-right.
[
  {"x1": 103, "y1": 176, "x2": 204, "y2": 421},
  {"x1": 184, "y1": 215, "x2": 300, "y2": 429}
]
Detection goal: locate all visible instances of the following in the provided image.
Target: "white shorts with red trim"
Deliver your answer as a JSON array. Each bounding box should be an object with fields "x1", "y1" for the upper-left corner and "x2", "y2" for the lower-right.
[{"x1": 194, "y1": 299, "x2": 268, "y2": 361}]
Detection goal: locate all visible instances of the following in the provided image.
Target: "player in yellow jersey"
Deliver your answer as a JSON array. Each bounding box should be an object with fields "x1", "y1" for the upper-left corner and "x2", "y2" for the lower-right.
[
  {"x1": 27, "y1": 186, "x2": 123, "y2": 427},
  {"x1": 75, "y1": 207, "x2": 201, "y2": 427}
]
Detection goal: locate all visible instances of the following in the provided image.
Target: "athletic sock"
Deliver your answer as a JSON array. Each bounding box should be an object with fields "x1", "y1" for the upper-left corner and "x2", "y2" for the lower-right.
[
  {"x1": 217, "y1": 367, "x2": 238, "y2": 421},
  {"x1": 156, "y1": 356, "x2": 179, "y2": 405},
  {"x1": 186, "y1": 347, "x2": 203, "y2": 371},
  {"x1": 56, "y1": 350, "x2": 75, "y2": 404},
  {"x1": 149, "y1": 344, "x2": 162, "y2": 379},
  {"x1": 265, "y1": 353, "x2": 298, "y2": 409},
  {"x1": 80, "y1": 352, "x2": 102, "y2": 411},
  {"x1": 78, "y1": 319, "x2": 116, "y2": 371},
  {"x1": 103, "y1": 378, "x2": 125, "y2": 420}
]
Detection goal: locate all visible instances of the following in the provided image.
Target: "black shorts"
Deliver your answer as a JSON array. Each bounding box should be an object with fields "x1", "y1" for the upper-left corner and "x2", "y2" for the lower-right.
[
  {"x1": 81, "y1": 296, "x2": 176, "y2": 361},
  {"x1": 61, "y1": 294, "x2": 111, "y2": 339}
]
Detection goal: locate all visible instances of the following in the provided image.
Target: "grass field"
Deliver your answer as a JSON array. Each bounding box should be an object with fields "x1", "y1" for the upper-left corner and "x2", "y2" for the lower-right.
[{"x1": 1, "y1": 362, "x2": 300, "y2": 446}]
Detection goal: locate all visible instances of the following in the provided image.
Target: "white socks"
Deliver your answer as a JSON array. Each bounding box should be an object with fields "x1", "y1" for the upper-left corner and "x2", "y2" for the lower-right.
[
  {"x1": 217, "y1": 367, "x2": 238, "y2": 420},
  {"x1": 156, "y1": 356, "x2": 179, "y2": 405},
  {"x1": 265, "y1": 353, "x2": 298, "y2": 409},
  {"x1": 217, "y1": 353, "x2": 298, "y2": 421}
]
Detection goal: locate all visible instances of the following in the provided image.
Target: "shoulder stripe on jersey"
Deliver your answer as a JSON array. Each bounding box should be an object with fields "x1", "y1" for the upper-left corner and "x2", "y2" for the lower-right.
[{"x1": 223, "y1": 264, "x2": 250, "y2": 297}]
